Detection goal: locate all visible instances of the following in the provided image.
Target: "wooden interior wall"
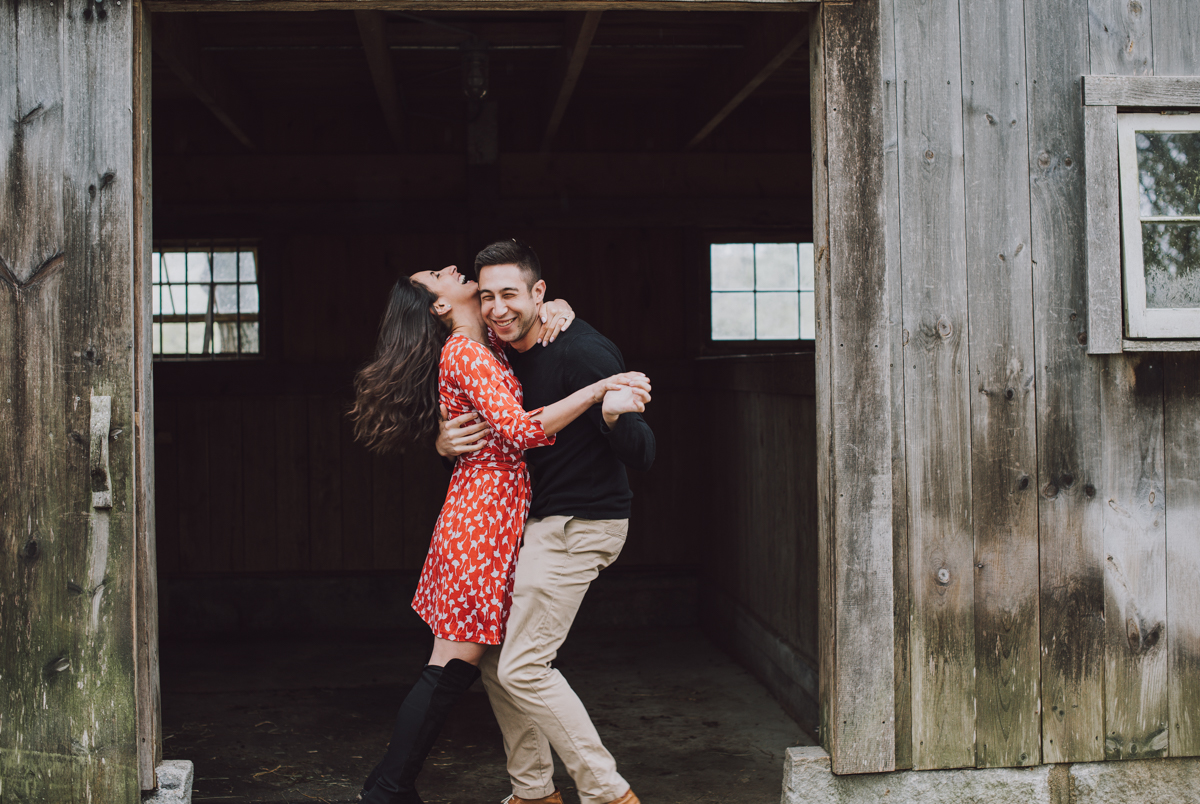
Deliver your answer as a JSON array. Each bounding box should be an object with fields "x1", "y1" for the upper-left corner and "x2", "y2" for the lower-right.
[{"x1": 876, "y1": 0, "x2": 1200, "y2": 772}]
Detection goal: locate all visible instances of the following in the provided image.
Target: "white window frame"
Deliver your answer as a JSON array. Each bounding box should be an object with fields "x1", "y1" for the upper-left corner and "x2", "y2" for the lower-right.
[{"x1": 1117, "y1": 112, "x2": 1200, "y2": 339}]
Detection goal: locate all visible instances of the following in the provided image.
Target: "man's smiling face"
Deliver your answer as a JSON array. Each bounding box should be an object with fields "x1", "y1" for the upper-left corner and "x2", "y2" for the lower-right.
[{"x1": 478, "y1": 263, "x2": 546, "y2": 352}]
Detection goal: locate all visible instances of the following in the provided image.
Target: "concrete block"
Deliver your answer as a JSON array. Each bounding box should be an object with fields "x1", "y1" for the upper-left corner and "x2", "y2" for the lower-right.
[
  {"x1": 782, "y1": 746, "x2": 1054, "y2": 804},
  {"x1": 1070, "y1": 757, "x2": 1200, "y2": 804},
  {"x1": 143, "y1": 760, "x2": 193, "y2": 804}
]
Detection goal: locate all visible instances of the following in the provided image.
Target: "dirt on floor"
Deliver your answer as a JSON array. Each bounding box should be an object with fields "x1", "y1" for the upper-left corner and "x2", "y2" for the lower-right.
[{"x1": 160, "y1": 627, "x2": 815, "y2": 804}]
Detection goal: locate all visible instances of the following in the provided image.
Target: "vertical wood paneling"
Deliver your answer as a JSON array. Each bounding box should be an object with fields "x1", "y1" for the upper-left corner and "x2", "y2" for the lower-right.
[
  {"x1": 810, "y1": 8, "x2": 836, "y2": 759},
  {"x1": 1088, "y1": 0, "x2": 1153, "y2": 75},
  {"x1": 878, "y1": 0, "x2": 912, "y2": 770},
  {"x1": 1028, "y1": 0, "x2": 1106, "y2": 764},
  {"x1": 275, "y1": 395, "x2": 311, "y2": 571},
  {"x1": 176, "y1": 396, "x2": 213, "y2": 571},
  {"x1": 1165, "y1": 353, "x2": 1200, "y2": 757},
  {"x1": 1084, "y1": 104, "x2": 1123, "y2": 355},
  {"x1": 372, "y1": 451, "x2": 407, "y2": 570},
  {"x1": 823, "y1": 0, "x2": 897, "y2": 773},
  {"x1": 340, "y1": 411, "x2": 374, "y2": 571},
  {"x1": 1150, "y1": 1, "x2": 1200, "y2": 75},
  {"x1": 959, "y1": 0, "x2": 1040, "y2": 769},
  {"x1": 242, "y1": 397, "x2": 278, "y2": 572},
  {"x1": 307, "y1": 395, "x2": 344, "y2": 570},
  {"x1": 894, "y1": 0, "x2": 974, "y2": 771},
  {"x1": 208, "y1": 397, "x2": 243, "y2": 571},
  {"x1": 1100, "y1": 354, "x2": 1168, "y2": 760}
]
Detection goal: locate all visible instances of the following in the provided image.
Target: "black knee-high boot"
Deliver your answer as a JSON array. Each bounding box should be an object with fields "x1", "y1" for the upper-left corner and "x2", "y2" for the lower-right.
[{"x1": 359, "y1": 659, "x2": 481, "y2": 804}]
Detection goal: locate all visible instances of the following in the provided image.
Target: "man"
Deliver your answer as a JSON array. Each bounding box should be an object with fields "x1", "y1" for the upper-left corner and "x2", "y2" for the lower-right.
[{"x1": 439, "y1": 239, "x2": 654, "y2": 804}]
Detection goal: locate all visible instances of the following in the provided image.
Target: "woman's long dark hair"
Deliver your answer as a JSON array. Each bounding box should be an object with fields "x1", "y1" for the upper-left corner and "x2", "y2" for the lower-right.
[{"x1": 350, "y1": 278, "x2": 450, "y2": 453}]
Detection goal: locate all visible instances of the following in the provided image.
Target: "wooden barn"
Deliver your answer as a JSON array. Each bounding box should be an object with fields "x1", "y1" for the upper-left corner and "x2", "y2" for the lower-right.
[{"x1": 2, "y1": 0, "x2": 1200, "y2": 802}]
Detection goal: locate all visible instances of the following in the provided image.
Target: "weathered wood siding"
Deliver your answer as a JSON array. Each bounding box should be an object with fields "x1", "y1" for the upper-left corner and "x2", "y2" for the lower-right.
[
  {"x1": 0, "y1": 0, "x2": 142, "y2": 799},
  {"x1": 838, "y1": 0, "x2": 1200, "y2": 773}
]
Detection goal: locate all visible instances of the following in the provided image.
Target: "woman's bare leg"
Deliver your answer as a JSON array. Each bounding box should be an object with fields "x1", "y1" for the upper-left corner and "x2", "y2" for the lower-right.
[{"x1": 429, "y1": 636, "x2": 489, "y2": 667}]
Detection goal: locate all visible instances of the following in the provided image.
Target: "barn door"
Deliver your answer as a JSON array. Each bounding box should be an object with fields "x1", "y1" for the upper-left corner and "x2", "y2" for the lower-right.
[{"x1": 0, "y1": 0, "x2": 154, "y2": 800}]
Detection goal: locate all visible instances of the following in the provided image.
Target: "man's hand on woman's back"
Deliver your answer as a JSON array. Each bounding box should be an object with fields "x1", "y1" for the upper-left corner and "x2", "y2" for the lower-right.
[{"x1": 435, "y1": 404, "x2": 491, "y2": 458}]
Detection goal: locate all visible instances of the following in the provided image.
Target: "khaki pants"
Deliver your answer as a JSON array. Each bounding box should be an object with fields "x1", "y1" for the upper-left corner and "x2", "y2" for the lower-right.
[{"x1": 480, "y1": 515, "x2": 629, "y2": 804}]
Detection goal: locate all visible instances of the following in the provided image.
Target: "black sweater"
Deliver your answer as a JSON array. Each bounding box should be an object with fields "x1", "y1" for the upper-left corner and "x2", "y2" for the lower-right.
[{"x1": 508, "y1": 319, "x2": 655, "y2": 520}]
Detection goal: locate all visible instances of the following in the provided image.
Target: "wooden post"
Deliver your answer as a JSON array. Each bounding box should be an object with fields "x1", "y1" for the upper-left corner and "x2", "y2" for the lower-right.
[
  {"x1": 0, "y1": 0, "x2": 142, "y2": 799},
  {"x1": 814, "y1": 0, "x2": 897, "y2": 775}
]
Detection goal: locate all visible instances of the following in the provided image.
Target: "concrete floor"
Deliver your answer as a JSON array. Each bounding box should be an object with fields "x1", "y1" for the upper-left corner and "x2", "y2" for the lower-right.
[{"x1": 160, "y1": 627, "x2": 815, "y2": 804}]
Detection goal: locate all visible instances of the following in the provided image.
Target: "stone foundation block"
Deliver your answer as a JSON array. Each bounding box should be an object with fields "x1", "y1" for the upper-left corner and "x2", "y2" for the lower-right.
[
  {"x1": 783, "y1": 746, "x2": 1054, "y2": 804},
  {"x1": 1070, "y1": 756, "x2": 1200, "y2": 804},
  {"x1": 142, "y1": 760, "x2": 193, "y2": 804}
]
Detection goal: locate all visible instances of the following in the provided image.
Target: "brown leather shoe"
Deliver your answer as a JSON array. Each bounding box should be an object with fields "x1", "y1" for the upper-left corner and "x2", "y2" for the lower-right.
[
  {"x1": 502, "y1": 790, "x2": 564, "y2": 804},
  {"x1": 605, "y1": 791, "x2": 640, "y2": 804}
]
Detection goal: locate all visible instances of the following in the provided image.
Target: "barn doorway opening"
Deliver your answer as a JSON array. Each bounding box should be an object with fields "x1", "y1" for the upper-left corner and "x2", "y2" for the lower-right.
[{"x1": 148, "y1": 7, "x2": 818, "y2": 801}]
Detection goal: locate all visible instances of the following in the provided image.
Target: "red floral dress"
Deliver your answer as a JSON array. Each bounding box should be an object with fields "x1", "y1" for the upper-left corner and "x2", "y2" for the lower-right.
[{"x1": 411, "y1": 333, "x2": 554, "y2": 645}]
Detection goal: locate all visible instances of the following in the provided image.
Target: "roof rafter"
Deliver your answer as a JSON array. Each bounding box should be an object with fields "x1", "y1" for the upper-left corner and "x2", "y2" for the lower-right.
[
  {"x1": 355, "y1": 11, "x2": 406, "y2": 151},
  {"x1": 152, "y1": 16, "x2": 256, "y2": 150},
  {"x1": 542, "y1": 11, "x2": 604, "y2": 152},
  {"x1": 685, "y1": 14, "x2": 809, "y2": 150}
]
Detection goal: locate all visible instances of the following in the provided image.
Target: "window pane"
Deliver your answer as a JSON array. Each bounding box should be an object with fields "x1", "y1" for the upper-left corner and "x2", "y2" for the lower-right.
[
  {"x1": 186, "y1": 251, "x2": 211, "y2": 283},
  {"x1": 800, "y1": 290, "x2": 815, "y2": 340},
  {"x1": 212, "y1": 251, "x2": 239, "y2": 282},
  {"x1": 167, "y1": 285, "x2": 187, "y2": 315},
  {"x1": 185, "y1": 283, "x2": 210, "y2": 315},
  {"x1": 239, "y1": 284, "x2": 260, "y2": 314},
  {"x1": 240, "y1": 322, "x2": 261, "y2": 353},
  {"x1": 712, "y1": 292, "x2": 755, "y2": 339},
  {"x1": 799, "y1": 243, "x2": 815, "y2": 291},
  {"x1": 160, "y1": 322, "x2": 188, "y2": 354},
  {"x1": 214, "y1": 284, "x2": 239, "y2": 314},
  {"x1": 151, "y1": 252, "x2": 163, "y2": 284},
  {"x1": 756, "y1": 292, "x2": 799, "y2": 339},
  {"x1": 163, "y1": 252, "x2": 188, "y2": 283},
  {"x1": 711, "y1": 244, "x2": 754, "y2": 291},
  {"x1": 1136, "y1": 131, "x2": 1200, "y2": 217},
  {"x1": 187, "y1": 321, "x2": 209, "y2": 354},
  {"x1": 755, "y1": 243, "x2": 799, "y2": 291},
  {"x1": 239, "y1": 251, "x2": 257, "y2": 282},
  {"x1": 1142, "y1": 221, "x2": 1200, "y2": 308}
]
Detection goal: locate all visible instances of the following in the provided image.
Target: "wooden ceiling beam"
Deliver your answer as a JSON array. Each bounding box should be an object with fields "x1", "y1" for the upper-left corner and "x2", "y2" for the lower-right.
[
  {"x1": 355, "y1": 11, "x2": 405, "y2": 151},
  {"x1": 152, "y1": 16, "x2": 256, "y2": 150},
  {"x1": 542, "y1": 11, "x2": 603, "y2": 152},
  {"x1": 685, "y1": 15, "x2": 809, "y2": 150}
]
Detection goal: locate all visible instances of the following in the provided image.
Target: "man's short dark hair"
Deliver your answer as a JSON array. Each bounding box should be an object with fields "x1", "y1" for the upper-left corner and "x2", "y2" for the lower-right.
[{"x1": 474, "y1": 239, "x2": 542, "y2": 290}]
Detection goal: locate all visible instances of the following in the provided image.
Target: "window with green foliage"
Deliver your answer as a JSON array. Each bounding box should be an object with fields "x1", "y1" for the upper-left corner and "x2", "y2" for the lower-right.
[
  {"x1": 710, "y1": 242, "x2": 815, "y2": 342},
  {"x1": 1118, "y1": 112, "x2": 1200, "y2": 339},
  {"x1": 152, "y1": 247, "x2": 261, "y2": 358}
]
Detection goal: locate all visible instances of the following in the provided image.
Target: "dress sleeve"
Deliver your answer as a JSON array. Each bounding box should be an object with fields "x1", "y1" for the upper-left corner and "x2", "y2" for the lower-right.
[{"x1": 446, "y1": 340, "x2": 555, "y2": 451}]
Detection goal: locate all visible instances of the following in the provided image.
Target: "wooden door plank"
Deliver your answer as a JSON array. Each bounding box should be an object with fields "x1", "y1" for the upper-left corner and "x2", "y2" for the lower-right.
[
  {"x1": 959, "y1": 0, "x2": 1040, "y2": 769},
  {"x1": 878, "y1": 0, "x2": 911, "y2": 770},
  {"x1": 0, "y1": 0, "x2": 141, "y2": 798},
  {"x1": 893, "y1": 0, "x2": 974, "y2": 771},
  {"x1": 1101, "y1": 353, "x2": 1168, "y2": 760},
  {"x1": 372, "y1": 451, "x2": 407, "y2": 570},
  {"x1": 1165, "y1": 354, "x2": 1200, "y2": 757},
  {"x1": 542, "y1": 11, "x2": 603, "y2": 152},
  {"x1": 810, "y1": 7, "x2": 836, "y2": 761},
  {"x1": 154, "y1": 398, "x2": 182, "y2": 576},
  {"x1": 823, "y1": 0, "x2": 897, "y2": 774},
  {"x1": 1087, "y1": 0, "x2": 1152, "y2": 76},
  {"x1": 132, "y1": 2, "x2": 161, "y2": 788},
  {"x1": 1026, "y1": 0, "x2": 1106, "y2": 765},
  {"x1": 1150, "y1": 1, "x2": 1200, "y2": 76}
]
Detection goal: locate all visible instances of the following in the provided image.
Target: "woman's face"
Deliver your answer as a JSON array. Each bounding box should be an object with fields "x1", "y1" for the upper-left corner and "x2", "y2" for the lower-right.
[{"x1": 412, "y1": 265, "x2": 478, "y2": 309}]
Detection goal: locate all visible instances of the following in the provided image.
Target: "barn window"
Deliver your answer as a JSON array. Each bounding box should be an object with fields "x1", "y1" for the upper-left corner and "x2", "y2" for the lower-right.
[
  {"x1": 710, "y1": 242, "x2": 815, "y2": 341},
  {"x1": 1117, "y1": 112, "x2": 1200, "y2": 340},
  {"x1": 151, "y1": 247, "x2": 261, "y2": 358}
]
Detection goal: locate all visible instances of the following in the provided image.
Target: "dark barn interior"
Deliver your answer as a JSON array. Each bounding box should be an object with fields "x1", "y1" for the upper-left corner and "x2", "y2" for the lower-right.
[{"x1": 148, "y1": 8, "x2": 817, "y2": 801}]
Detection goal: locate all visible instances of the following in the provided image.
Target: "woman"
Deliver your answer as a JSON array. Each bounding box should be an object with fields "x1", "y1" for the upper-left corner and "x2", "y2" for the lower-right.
[{"x1": 349, "y1": 265, "x2": 648, "y2": 804}]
